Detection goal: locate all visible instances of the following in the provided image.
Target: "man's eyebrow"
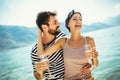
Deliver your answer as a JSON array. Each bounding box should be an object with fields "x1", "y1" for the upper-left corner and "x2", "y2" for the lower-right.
[{"x1": 54, "y1": 20, "x2": 57, "y2": 22}]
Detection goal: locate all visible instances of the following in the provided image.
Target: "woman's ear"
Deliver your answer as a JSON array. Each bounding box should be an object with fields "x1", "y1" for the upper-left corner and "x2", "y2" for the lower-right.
[{"x1": 68, "y1": 23, "x2": 70, "y2": 29}]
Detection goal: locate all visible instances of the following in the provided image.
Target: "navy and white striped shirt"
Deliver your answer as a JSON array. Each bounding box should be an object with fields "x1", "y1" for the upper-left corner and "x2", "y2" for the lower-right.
[{"x1": 31, "y1": 32, "x2": 66, "y2": 79}]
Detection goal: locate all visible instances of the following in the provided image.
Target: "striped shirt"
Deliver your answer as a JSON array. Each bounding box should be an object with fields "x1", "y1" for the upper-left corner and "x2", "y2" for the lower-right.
[{"x1": 31, "y1": 32, "x2": 66, "y2": 79}]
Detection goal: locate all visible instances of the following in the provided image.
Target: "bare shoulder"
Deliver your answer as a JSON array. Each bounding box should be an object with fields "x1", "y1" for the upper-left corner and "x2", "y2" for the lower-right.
[
  {"x1": 57, "y1": 37, "x2": 67, "y2": 43},
  {"x1": 86, "y1": 36, "x2": 95, "y2": 47},
  {"x1": 56, "y1": 37, "x2": 67, "y2": 47},
  {"x1": 86, "y1": 36, "x2": 94, "y2": 42}
]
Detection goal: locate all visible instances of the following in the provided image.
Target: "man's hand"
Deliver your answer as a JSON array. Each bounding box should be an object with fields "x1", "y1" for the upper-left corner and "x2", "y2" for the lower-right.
[
  {"x1": 34, "y1": 72, "x2": 43, "y2": 80},
  {"x1": 35, "y1": 62, "x2": 48, "y2": 79},
  {"x1": 35, "y1": 62, "x2": 48, "y2": 73},
  {"x1": 80, "y1": 63, "x2": 91, "y2": 76}
]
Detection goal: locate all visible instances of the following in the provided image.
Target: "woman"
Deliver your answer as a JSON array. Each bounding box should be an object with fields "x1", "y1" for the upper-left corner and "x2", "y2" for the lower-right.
[{"x1": 37, "y1": 10, "x2": 98, "y2": 80}]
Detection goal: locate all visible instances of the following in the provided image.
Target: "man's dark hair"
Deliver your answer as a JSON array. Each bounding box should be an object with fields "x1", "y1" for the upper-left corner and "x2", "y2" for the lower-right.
[{"x1": 36, "y1": 11, "x2": 56, "y2": 31}]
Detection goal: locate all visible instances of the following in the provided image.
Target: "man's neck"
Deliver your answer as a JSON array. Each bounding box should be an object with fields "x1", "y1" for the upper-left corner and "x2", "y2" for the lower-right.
[{"x1": 42, "y1": 33, "x2": 56, "y2": 44}]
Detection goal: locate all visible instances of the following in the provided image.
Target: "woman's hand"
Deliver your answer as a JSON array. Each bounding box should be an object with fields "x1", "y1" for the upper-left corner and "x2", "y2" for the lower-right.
[
  {"x1": 80, "y1": 63, "x2": 91, "y2": 76},
  {"x1": 91, "y1": 48, "x2": 98, "y2": 59}
]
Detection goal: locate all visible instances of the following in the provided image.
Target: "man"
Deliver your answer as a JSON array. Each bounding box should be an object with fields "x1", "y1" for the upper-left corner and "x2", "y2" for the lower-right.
[{"x1": 31, "y1": 11, "x2": 66, "y2": 80}]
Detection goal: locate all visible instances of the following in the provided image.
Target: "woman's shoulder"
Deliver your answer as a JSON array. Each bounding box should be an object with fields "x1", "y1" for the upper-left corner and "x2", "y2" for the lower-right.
[
  {"x1": 86, "y1": 36, "x2": 94, "y2": 42},
  {"x1": 85, "y1": 36, "x2": 95, "y2": 47}
]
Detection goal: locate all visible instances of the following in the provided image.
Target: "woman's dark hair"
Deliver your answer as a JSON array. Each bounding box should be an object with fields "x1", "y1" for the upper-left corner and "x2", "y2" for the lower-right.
[{"x1": 65, "y1": 10, "x2": 82, "y2": 32}]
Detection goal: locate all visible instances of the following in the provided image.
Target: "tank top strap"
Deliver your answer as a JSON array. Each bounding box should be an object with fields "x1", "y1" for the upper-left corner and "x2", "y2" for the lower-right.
[
  {"x1": 84, "y1": 36, "x2": 88, "y2": 45},
  {"x1": 64, "y1": 37, "x2": 68, "y2": 45},
  {"x1": 65, "y1": 37, "x2": 68, "y2": 43}
]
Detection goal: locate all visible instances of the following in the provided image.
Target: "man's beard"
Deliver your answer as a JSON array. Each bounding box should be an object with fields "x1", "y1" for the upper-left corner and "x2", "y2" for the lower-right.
[{"x1": 48, "y1": 28, "x2": 60, "y2": 35}]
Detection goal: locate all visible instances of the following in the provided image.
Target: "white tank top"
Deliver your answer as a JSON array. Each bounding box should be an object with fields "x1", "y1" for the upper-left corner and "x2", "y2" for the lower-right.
[{"x1": 63, "y1": 37, "x2": 91, "y2": 80}]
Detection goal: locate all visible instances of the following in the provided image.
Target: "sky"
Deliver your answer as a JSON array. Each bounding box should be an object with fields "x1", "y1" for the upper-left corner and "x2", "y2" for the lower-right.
[{"x1": 0, "y1": 0, "x2": 120, "y2": 27}]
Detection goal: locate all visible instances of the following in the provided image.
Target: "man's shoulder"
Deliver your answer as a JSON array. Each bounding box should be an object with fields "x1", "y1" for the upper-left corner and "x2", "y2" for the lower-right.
[
  {"x1": 31, "y1": 32, "x2": 65, "y2": 53},
  {"x1": 55, "y1": 32, "x2": 66, "y2": 41},
  {"x1": 31, "y1": 43, "x2": 37, "y2": 54},
  {"x1": 56, "y1": 32, "x2": 66, "y2": 37}
]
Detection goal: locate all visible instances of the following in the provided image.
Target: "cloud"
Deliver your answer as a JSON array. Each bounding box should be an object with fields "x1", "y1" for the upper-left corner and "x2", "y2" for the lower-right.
[
  {"x1": 104, "y1": 14, "x2": 120, "y2": 26},
  {"x1": 1, "y1": 0, "x2": 120, "y2": 27},
  {"x1": 115, "y1": 3, "x2": 120, "y2": 13}
]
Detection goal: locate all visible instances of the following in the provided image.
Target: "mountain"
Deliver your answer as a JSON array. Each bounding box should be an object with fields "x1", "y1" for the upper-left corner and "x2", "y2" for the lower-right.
[
  {"x1": 0, "y1": 25, "x2": 37, "y2": 51},
  {"x1": 104, "y1": 14, "x2": 120, "y2": 26},
  {"x1": 61, "y1": 14, "x2": 120, "y2": 34},
  {"x1": 60, "y1": 22, "x2": 115, "y2": 35},
  {"x1": 81, "y1": 22, "x2": 113, "y2": 33},
  {"x1": 60, "y1": 14, "x2": 120, "y2": 35},
  {"x1": 0, "y1": 14, "x2": 120, "y2": 50}
]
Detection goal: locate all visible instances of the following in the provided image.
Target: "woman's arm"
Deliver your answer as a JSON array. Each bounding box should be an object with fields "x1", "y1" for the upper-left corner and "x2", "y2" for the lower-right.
[
  {"x1": 38, "y1": 29, "x2": 66, "y2": 57},
  {"x1": 38, "y1": 29, "x2": 44, "y2": 58},
  {"x1": 44, "y1": 38, "x2": 66, "y2": 56},
  {"x1": 88, "y1": 37, "x2": 99, "y2": 68}
]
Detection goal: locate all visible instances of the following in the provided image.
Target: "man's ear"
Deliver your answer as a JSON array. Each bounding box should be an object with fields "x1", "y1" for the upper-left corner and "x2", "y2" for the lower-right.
[{"x1": 41, "y1": 24, "x2": 48, "y2": 30}]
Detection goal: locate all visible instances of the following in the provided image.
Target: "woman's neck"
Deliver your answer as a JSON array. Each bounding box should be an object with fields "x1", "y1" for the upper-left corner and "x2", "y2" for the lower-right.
[
  {"x1": 70, "y1": 30, "x2": 82, "y2": 41},
  {"x1": 69, "y1": 31, "x2": 84, "y2": 48}
]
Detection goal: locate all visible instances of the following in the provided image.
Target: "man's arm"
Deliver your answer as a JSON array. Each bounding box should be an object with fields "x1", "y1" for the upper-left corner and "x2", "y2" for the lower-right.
[
  {"x1": 34, "y1": 72, "x2": 43, "y2": 80},
  {"x1": 31, "y1": 44, "x2": 44, "y2": 80}
]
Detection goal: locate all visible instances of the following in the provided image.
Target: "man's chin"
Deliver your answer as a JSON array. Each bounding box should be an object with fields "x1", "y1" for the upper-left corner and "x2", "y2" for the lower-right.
[
  {"x1": 55, "y1": 31, "x2": 61, "y2": 35},
  {"x1": 57, "y1": 29, "x2": 61, "y2": 32},
  {"x1": 50, "y1": 31, "x2": 61, "y2": 35}
]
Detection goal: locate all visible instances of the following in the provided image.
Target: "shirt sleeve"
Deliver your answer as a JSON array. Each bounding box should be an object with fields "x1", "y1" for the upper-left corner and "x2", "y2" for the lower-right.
[
  {"x1": 30, "y1": 43, "x2": 39, "y2": 72},
  {"x1": 55, "y1": 32, "x2": 66, "y2": 42}
]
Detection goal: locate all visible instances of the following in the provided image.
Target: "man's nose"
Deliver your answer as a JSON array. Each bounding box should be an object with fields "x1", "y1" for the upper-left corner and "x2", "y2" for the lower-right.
[{"x1": 57, "y1": 22, "x2": 60, "y2": 26}]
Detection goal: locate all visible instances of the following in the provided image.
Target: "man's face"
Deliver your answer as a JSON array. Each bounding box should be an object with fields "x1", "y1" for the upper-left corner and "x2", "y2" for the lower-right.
[{"x1": 48, "y1": 16, "x2": 61, "y2": 35}]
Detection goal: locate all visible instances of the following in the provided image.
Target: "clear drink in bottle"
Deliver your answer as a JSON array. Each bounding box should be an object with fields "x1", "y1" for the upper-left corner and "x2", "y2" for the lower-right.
[
  {"x1": 39, "y1": 55, "x2": 55, "y2": 79},
  {"x1": 85, "y1": 44, "x2": 93, "y2": 64}
]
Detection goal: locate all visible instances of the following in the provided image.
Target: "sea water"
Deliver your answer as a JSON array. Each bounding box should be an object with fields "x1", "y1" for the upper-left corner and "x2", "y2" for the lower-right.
[
  {"x1": 82, "y1": 26, "x2": 120, "y2": 80},
  {"x1": 0, "y1": 44, "x2": 35, "y2": 80},
  {"x1": 0, "y1": 26, "x2": 120, "y2": 80}
]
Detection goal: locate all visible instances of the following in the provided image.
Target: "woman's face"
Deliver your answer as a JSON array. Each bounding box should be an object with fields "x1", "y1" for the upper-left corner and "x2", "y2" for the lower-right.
[{"x1": 68, "y1": 13, "x2": 82, "y2": 32}]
